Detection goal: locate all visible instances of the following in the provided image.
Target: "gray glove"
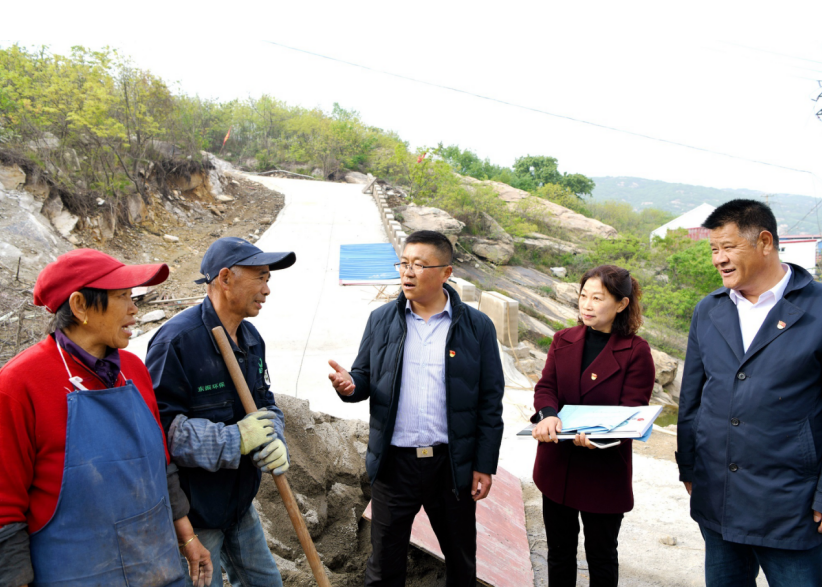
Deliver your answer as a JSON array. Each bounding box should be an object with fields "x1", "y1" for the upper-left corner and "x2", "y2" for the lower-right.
[{"x1": 252, "y1": 438, "x2": 289, "y2": 475}]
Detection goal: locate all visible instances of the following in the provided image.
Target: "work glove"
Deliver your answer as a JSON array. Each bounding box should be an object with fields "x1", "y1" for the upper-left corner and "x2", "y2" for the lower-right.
[
  {"x1": 237, "y1": 410, "x2": 276, "y2": 455},
  {"x1": 252, "y1": 437, "x2": 290, "y2": 475}
]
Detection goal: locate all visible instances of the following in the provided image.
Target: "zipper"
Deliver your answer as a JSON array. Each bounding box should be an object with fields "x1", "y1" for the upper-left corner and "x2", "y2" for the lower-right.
[{"x1": 444, "y1": 302, "x2": 464, "y2": 500}]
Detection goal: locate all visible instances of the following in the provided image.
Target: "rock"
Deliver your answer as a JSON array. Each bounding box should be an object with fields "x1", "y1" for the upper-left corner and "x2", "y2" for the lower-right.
[
  {"x1": 129, "y1": 328, "x2": 144, "y2": 338},
  {"x1": 27, "y1": 132, "x2": 60, "y2": 151},
  {"x1": 98, "y1": 209, "x2": 116, "y2": 239},
  {"x1": 163, "y1": 234, "x2": 180, "y2": 243},
  {"x1": 550, "y1": 267, "x2": 567, "y2": 279},
  {"x1": 140, "y1": 309, "x2": 166, "y2": 323},
  {"x1": 461, "y1": 176, "x2": 617, "y2": 242},
  {"x1": 470, "y1": 239, "x2": 514, "y2": 264},
  {"x1": 659, "y1": 536, "x2": 678, "y2": 546},
  {"x1": 654, "y1": 274, "x2": 670, "y2": 284},
  {"x1": 553, "y1": 282, "x2": 580, "y2": 306},
  {"x1": 393, "y1": 206, "x2": 465, "y2": 241},
  {"x1": 125, "y1": 192, "x2": 147, "y2": 224},
  {"x1": 0, "y1": 187, "x2": 72, "y2": 281},
  {"x1": 520, "y1": 312, "x2": 555, "y2": 338},
  {"x1": 651, "y1": 348, "x2": 678, "y2": 386},
  {"x1": 0, "y1": 164, "x2": 26, "y2": 191},
  {"x1": 207, "y1": 168, "x2": 224, "y2": 197},
  {"x1": 652, "y1": 383, "x2": 677, "y2": 406},
  {"x1": 344, "y1": 171, "x2": 370, "y2": 184},
  {"x1": 515, "y1": 233, "x2": 587, "y2": 255},
  {"x1": 214, "y1": 194, "x2": 234, "y2": 202},
  {"x1": 464, "y1": 212, "x2": 514, "y2": 264},
  {"x1": 52, "y1": 209, "x2": 80, "y2": 238},
  {"x1": 41, "y1": 194, "x2": 79, "y2": 238}
]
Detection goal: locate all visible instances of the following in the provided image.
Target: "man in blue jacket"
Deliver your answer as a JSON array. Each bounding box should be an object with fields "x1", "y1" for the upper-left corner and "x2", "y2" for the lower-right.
[
  {"x1": 146, "y1": 237, "x2": 296, "y2": 587},
  {"x1": 328, "y1": 230, "x2": 505, "y2": 587},
  {"x1": 677, "y1": 200, "x2": 822, "y2": 586}
]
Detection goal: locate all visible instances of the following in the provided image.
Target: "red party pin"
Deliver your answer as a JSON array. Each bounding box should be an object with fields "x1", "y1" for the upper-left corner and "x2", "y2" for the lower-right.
[
  {"x1": 449, "y1": 350, "x2": 456, "y2": 358},
  {"x1": 777, "y1": 320, "x2": 786, "y2": 330}
]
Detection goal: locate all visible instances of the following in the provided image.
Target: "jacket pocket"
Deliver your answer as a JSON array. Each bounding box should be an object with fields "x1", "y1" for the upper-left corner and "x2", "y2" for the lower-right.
[
  {"x1": 116, "y1": 497, "x2": 185, "y2": 587},
  {"x1": 190, "y1": 399, "x2": 234, "y2": 423},
  {"x1": 799, "y1": 419, "x2": 819, "y2": 478}
]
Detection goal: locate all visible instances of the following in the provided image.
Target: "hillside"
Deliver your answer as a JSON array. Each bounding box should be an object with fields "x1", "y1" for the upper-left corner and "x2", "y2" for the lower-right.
[{"x1": 591, "y1": 176, "x2": 821, "y2": 235}]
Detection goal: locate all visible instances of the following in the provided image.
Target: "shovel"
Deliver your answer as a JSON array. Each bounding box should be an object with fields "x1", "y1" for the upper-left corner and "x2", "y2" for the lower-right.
[{"x1": 212, "y1": 326, "x2": 332, "y2": 587}]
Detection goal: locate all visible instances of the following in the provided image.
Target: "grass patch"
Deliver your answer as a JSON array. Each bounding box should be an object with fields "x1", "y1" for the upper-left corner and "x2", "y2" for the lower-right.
[
  {"x1": 536, "y1": 336, "x2": 553, "y2": 351},
  {"x1": 538, "y1": 286, "x2": 554, "y2": 297}
]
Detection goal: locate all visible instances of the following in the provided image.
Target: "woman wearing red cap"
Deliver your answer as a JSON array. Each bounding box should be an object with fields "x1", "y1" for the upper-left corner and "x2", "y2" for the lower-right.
[{"x1": 0, "y1": 249, "x2": 213, "y2": 587}]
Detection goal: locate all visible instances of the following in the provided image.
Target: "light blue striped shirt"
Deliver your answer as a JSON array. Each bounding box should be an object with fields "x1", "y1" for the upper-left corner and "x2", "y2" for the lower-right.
[{"x1": 391, "y1": 290, "x2": 452, "y2": 447}]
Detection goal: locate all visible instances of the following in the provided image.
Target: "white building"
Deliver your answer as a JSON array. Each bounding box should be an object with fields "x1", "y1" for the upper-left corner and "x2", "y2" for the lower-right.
[
  {"x1": 650, "y1": 203, "x2": 717, "y2": 241},
  {"x1": 779, "y1": 236, "x2": 821, "y2": 274}
]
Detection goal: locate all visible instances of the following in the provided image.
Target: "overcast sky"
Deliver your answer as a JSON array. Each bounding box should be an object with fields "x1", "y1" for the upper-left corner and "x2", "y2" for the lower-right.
[{"x1": 3, "y1": 0, "x2": 822, "y2": 197}]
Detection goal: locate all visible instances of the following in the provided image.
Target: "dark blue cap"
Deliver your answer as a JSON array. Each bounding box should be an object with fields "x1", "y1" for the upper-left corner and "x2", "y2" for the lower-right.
[{"x1": 195, "y1": 237, "x2": 296, "y2": 284}]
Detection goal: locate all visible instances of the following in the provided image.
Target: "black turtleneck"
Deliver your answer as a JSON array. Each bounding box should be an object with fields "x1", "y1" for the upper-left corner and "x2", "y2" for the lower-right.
[{"x1": 581, "y1": 327, "x2": 612, "y2": 373}]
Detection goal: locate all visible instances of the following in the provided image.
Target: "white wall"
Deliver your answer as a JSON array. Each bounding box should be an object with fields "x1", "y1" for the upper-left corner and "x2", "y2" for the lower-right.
[{"x1": 779, "y1": 240, "x2": 818, "y2": 273}]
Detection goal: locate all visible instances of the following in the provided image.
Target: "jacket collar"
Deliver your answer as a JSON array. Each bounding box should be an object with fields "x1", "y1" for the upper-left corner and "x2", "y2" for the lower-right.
[
  {"x1": 554, "y1": 325, "x2": 634, "y2": 400},
  {"x1": 201, "y1": 295, "x2": 261, "y2": 355},
  {"x1": 709, "y1": 262, "x2": 812, "y2": 299},
  {"x1": 395, "y1": 282, "x2": 464, "y2": 322},
  {"x1": 708, "y1": 263, "x2": 810, "y2": 365}
]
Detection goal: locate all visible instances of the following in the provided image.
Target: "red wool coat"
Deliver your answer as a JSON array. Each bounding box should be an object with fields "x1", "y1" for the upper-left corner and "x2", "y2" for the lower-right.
[{"x1": 532, "y1": 325, "x2": 655, "y2": 514}]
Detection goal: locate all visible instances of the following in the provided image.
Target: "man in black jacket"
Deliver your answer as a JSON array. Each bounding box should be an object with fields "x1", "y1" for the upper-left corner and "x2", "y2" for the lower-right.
[{"x1": 328, "y1": 230, "x2": 505, "y2": 586}]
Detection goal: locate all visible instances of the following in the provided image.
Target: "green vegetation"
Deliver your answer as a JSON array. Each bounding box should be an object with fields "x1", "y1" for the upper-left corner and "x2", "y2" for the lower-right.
[
  {"x1": 0, "y1": 45, "x2": 594, "y2": 241},
  {"x1": 536, "y1": 336, "x2": 553, "y2": 351}
]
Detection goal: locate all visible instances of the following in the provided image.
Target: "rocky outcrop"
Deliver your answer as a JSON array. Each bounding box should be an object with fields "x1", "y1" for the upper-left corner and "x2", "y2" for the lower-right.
[
  {"x1": 463, "y1": 212, "x2": 514, "y2": 264},
  {"x1": 553, "y1": 282, "x2": 581, "y2": 306},
  {"x1": 0, "y1": 187, "x2": 72, "y2": 281},
  {"x1": 461, "y1": 176, "x2": 617, "y2": 242},
  {"x1": 515, "y1": 232, "x2": 587, "y2": 256},
  {"x1": 344, "y1": 171, "x2": 371, "y2": 184},
  {"x1": 394, "y1": 205, "x2": 465, "y2": 243},
  {"x1": 650, "y1": 348, "x2": 678, "y2": 387},
  {"x1": 0, "y1": 164, "x2": 26, "y2": 191}
]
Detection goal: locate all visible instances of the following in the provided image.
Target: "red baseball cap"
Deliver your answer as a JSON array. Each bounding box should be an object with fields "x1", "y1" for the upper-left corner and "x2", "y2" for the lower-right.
[{"x1": 34, "y1": 249, "x2": 170, "y2": 313}]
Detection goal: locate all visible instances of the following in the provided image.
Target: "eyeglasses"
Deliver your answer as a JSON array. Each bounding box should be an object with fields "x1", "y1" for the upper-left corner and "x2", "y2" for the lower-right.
[{"x1": 394, "y1": 262, "x2": 449, "y2": 274}]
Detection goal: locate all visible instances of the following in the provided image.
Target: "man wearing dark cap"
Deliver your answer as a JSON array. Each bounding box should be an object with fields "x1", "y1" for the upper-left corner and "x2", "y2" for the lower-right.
[{"x1": 146, "y1": 237, "x2": 296, "y2": 587}]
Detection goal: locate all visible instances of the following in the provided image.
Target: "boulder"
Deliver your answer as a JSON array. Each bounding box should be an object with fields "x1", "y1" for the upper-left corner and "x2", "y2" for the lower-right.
[
  {"x1": 140, "y1": 309, "x2": 166, "y2": 323},
  {"x1": 471, "y1": 239, "x2": 514, "y2": 264},
  {"x1": 551, "y1": 267, "x2": 567, "y2": 279},
  {"x1": 651, "y1": 348, "x2": 678, "y2": 386},
  {"x1": 393, "y1": 206, "x2": 465, "y2": 242},
  {"x1": 344, "y1": 171, "x2": 370, "y2": 184},
  {"x1": 0, "y1": 164, "x2": 26, "y2": 191},
  {"x1": 553, "y1": 282, "x2": 580, "y2": 306},
  {"x1": 461, "y1": 176, "x2": 617, "y2": 242}
]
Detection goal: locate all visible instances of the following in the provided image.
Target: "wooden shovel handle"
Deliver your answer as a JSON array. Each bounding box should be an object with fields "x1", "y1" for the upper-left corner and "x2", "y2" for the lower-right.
[{"x1": 211, "y1": 327, "x2": 331, "y2": 587}]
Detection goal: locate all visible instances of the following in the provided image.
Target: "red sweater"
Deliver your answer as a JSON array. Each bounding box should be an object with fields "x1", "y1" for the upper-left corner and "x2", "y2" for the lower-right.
[{"x1": 0, "y1": 336, "x2": 168, "y2": 533}]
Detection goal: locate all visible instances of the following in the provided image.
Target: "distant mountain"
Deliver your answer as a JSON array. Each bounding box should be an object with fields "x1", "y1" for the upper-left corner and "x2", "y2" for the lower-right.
[{"x1": 591, "y1": 176, "x2": 822, "y2": 236}]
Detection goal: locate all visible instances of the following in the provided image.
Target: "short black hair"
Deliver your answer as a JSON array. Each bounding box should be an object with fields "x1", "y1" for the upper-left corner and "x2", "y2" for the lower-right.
[
  {"x1": 403, "y1": 230, "x2": 454, "y2": 264},
  {"x1": 49, "y1": 287, "x2": 109, "y2": 333},
  {"x1": 702, "y1": 199, "x2": 779, "y2": 247}
]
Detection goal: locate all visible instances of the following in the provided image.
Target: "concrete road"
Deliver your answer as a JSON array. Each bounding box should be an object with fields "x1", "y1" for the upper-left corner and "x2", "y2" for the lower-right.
[{"x1": 244, "y1": 176, "x2": 393, "y2": 422}]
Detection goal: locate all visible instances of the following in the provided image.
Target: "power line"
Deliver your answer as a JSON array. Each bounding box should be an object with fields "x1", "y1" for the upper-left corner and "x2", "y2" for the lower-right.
[{"x1": 263, "y1": 40, "x2": 817, "y2": 177}]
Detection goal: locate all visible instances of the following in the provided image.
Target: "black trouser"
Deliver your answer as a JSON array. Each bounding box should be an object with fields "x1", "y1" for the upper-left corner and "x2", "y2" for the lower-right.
[
  {"x1": 542, "y1": 496, "x2": 623, "y2": 587},
  {"x1": 365, "y1": 445, "x2": 477, "y2": 587}
]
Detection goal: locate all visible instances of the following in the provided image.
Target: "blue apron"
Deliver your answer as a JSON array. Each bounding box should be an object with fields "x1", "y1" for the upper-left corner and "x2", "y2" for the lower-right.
[{"x1": 29, "y1": 350, "x2": 185, "y2": 587}]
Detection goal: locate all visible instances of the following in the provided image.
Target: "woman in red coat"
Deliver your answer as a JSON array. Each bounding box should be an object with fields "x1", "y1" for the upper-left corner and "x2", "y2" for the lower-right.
[{"x1": 531, "y1": 264, "x2": 655, "y2": 587}]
